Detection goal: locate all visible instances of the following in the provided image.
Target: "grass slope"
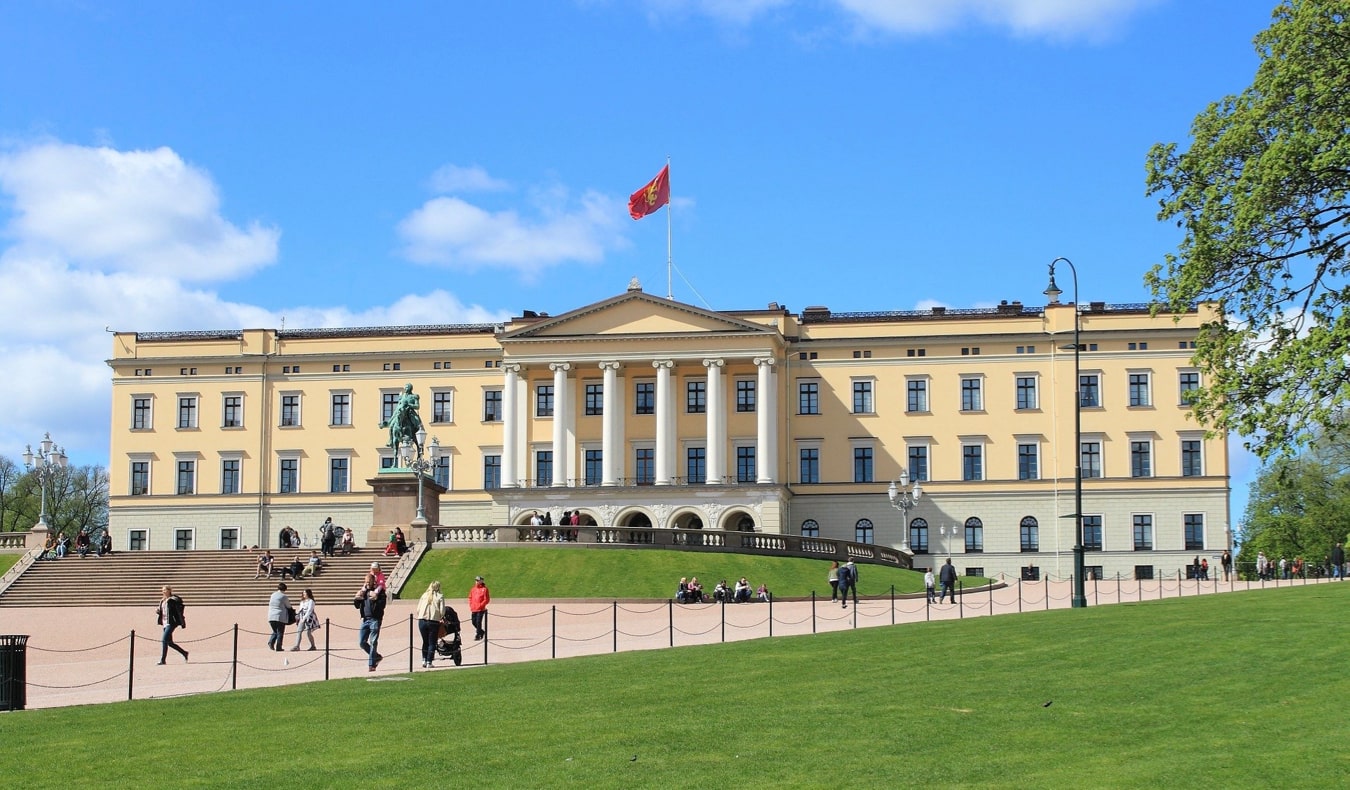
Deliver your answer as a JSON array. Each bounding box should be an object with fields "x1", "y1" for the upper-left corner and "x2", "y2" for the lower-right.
[
  {"x1": 404, "y1": 546, "x2": 939, "y2": 599},
  {"x1": 6, "y1": 585, "x2": 1348, "y2": 787}
]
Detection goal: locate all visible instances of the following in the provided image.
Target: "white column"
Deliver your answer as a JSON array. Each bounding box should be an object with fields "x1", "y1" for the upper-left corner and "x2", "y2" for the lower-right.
[
  {"x1": 755, "y1": 356, "x2": 777, "y2": 484},
  {"x1": 550, "y1": 362, "x2": 571, "y2": 487},
  {"x1": 502, "y1": 363, "x2": 520, "y2": 488},
  {"x1": 704, "y1": 358, "x2": 725, "y2": 484},
  {"x1": 653, "y1": 359, "x2": 675, "y2": 485},
  {"x1": 600, "y1": 361, "x2": 622, "y2": 485}
]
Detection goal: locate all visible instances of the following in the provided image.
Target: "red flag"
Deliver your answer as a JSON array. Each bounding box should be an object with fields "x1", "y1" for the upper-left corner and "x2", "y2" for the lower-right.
[{"x1": 628, "y1": 165, "x2": 670, "y2": 220}]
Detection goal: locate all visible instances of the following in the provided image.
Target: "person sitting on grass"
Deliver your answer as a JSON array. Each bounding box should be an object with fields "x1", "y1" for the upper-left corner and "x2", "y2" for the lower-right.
[
  {"x1": 734, "y1": 577, "x2": 752, "y2": 603},
  {"x1": 713, "y1": 579, "x2": 730, "y2": 603},
  {"x1": 675, "y1": 577, "x2": 689, "y2": 603},
  {"x1": 757, "y1": 583, "x2": 771, "y2": 602}
]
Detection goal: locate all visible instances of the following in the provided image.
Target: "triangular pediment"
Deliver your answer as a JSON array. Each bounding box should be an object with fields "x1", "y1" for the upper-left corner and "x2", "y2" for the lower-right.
[{"x1": 501, "y1": 290, "x2": 776, "y2": 341}]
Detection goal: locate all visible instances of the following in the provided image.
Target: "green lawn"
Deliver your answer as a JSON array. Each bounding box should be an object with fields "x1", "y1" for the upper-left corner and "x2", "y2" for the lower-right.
[
  {"x1": 6, "y1": 584, "x2": 1347, "y2": 787},
  {"x1": 0, "y1": 552, "x2": 21, "y2": 576},
  {"x1": 405, "y1": 546, "x2": 950, "y2": 599}
]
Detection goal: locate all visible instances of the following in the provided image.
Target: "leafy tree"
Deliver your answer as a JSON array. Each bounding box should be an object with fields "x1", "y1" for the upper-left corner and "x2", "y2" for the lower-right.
[
  {"x1": 0, "y1": 458, "x2": 108, "y2": 537},
  {"x1": 1145, "y1": 0, "x2": 1350, "y2": 460}
]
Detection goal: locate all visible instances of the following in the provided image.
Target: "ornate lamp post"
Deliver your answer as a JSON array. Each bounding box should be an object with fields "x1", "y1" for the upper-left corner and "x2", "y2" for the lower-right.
[
  {"x1": 887, "y1": 467, "x2": 923, "y2": 552},
  {"x1": 22, "y1": 432, "x2": 68, "y2": 533},
  {"x1": 1045, "y1": 257, "x2": 1088, "y2": 608},
  {"x1": 403, "y1": 428, "x2": 441, "y2": 527},
  {"x1": 938, "y1": 523, "x2": 958, "y2": 557}
]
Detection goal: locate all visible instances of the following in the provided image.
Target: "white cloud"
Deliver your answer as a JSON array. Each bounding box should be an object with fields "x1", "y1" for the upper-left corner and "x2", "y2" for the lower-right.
[
  {"x1": 639, "y1": 0, "x2": 1156, "y2": 38},
  {"x1": 428, "y1": 164, "x2": 512, "y2": 194},
  {"x1": 396, "y1": 184, "x2": 628, "y2": 279},
  {"x1": 0, "y1": 142, "x2": 280, "y2": 282},
  {"x1": 833, "y1": 0, "x2": 1157, "y2": 37},
  {"x1": 0, "y1": 141, "x2": 516, "y2": 471}
]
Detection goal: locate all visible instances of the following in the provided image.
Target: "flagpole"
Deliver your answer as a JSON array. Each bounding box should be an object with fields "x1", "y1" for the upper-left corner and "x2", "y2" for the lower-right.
[{"x1": 666, "y1": 156, "x2": 673, "y2": 300}]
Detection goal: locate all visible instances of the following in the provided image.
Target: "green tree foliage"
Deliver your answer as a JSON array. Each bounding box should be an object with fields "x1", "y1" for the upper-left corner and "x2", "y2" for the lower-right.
[
  {"x1": 0, "y1": 458, "x2": 109, "y2": 536},
  {"x1": 1145, "y1": 0, "x2": 1350, "y2": 460},
  {"x1": 1238, "y1": 450, "x2": 1350, "y2": 574}
]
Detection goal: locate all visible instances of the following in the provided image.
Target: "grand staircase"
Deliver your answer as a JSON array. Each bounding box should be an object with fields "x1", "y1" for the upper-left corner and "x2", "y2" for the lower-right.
[{"x1": 0, "y1": 549, "x2": 400, "y2": 607}]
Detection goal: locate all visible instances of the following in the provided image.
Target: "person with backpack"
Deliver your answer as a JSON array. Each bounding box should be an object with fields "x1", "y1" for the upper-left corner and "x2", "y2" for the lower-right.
[
  {"x1": 838, "y1": 560, "x2": 858, "y2": 608},
  {"x1": 156, "y1": 585, "x2": 189, "y2": 664}
]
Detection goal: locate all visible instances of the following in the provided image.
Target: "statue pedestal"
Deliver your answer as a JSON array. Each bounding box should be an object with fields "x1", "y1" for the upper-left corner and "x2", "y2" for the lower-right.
[{"x1": 367, "y1": 471, "x2": 446, "y2": 548}]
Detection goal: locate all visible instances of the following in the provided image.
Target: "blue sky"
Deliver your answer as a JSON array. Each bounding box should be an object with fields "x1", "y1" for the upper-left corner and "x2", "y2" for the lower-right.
[{"x1": 0, "y1": 0, "x2": 1278, "y2": 518}]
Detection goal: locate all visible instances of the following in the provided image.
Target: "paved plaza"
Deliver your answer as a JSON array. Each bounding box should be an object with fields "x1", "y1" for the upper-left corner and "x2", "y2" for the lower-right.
[{"x1": 1, "y1": 575, "x2": 1310, "y2": 710}]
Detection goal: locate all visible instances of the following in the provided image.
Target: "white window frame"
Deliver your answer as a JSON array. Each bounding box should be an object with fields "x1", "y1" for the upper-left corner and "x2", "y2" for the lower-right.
[
  {"x1": 173, "y1": 453, "x2": 198, "y2": 495},
  {"x1": 328, "y1": 451, "x2": 352, "y2": 493},
  {"x1": 905, "y1": 376, "x2": 930, "y2": 413},
  {"x1": 851, "y1": 376, "x2": 876, "y2": 415},
  {"x1": 278, "y1": 452, "x2": 301, "y2": 494},
  {"x1": 430, "y1": 387, "x2": 455, "y2": 425},
  {"x1": 330, "y1": 389, "x2": 354, "y2": 427},
  {"x1": 129, "y1": 453, "x2": 153, "y2": 496},
  {"x1": 131, "y1": 393, "x2": 154, "y2": 431},
  {"x1": 959, "y1": 375, "x2": 984, "y2": 412},
  {"x1": 1127, "y1": 369, "x2": 1153, "y2": 408},
  {"x1": 219, "y1": 451, "x2": 244, "y2": 495},
  {"x1": 221, "y1": 391, "x2": 245, "y2": 429},
  {"x1": 1014, "y1": 373, "x2": 1039, "y2": 411},
  {"x1": 176, "y1": 393, "x2": 200, "y2": 430},
  {"x1": 1128, "y1": 433, "x2": 1155, "y2": 478},
  {"x1": 1015, "y1": 435, "x2": 1041, "y2": 481},
  {"x1": 279, "y1": 390, "x2": 303, "y2": 427}
]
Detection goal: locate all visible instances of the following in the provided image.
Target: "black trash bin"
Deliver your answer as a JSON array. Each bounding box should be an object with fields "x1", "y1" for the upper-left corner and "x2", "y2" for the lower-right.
[{"x1": 0, "y1": 635, "x2": 29, "y2": 711}]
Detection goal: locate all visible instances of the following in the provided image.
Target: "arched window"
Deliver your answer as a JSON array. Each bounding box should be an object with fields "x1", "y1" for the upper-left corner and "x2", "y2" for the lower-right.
[
  {"x1": 855, "y1": 518, "x2": 874, "y2": 544},
  {"x1": 964, "y1": 517, "x2": 984, "y2": 553},
  {"x1": 1020, "y1": 516, "x2": 1039, "y2": 552},
  {"x1": 909, "y1": 517, "x2": 929, "y2": 553},
  {"x1": 801, "y1": 519, "x2": 820, "y2": 538}
]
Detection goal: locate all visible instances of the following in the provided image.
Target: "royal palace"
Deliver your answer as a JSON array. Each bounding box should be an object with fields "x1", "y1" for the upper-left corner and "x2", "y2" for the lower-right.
[{"x1": 106, "y1": 281, "x2": 1229, "y2": 580}]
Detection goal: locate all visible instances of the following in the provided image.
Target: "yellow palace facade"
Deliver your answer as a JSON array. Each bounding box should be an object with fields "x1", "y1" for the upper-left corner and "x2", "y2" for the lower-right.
[{"x1": 106, "y1": 282, "x2": 1229, "y2": 581}]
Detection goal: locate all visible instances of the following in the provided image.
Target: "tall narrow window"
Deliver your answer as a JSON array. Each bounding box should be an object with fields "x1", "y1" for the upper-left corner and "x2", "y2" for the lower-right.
[
  {"x1": 1079, "y1": 374, "x2": 1100, "y2": 408},
  {"x1": 1083, "y1": 515, "x2": 1103, "y2": 551},
  {"x1": 634, "y1": 448, "x2": 655, "y2": 485},
  {"x1": 852, "y1": 380, "x2": 874, "y2": 414},
  {"x1": 960, "y1": 378, "x2": 983, "y2": 411},
  {"x1": 535, "y1": 450, "x2": 553, "y2": 487},
  {"x1": 585, "y1": 449, "x2": 604, "y2": 486},
  {"x1": 1179, "y1": 371, "x2": 1200, "y2": 404},
  {"x1": 908, "y1": 446, "x2": 928, "y2": 482},
  {"x1": 132, "y1": 397, "x2": 152, "y2": 430},
  {"x1": 686, "y1": 380, "x2": 706, "y2": 414},
  {"x1": 799, "y1": 381, "x2": 820, "y2": 415},
  {"x1": 1081, "y1": 441, "x2": 1102, "y2": 479},
  {"x1": 483, "y1": 390, "x2": 502, "y2": 422},
  {"x1": 330, "y1": 457, "x2": 349, "y2": 493},
  {"x1": 130, "y1": 461, "x2": 150, "y2": 496},
  {"x1": 1133, "y1": 514, "x2": 1153, "y2": 550},
  {"x1": 1130, "y1": 440, "x2": 1152, "y2": 478},
  {"x1": 176, "y1": 460, "x2": 195, "y2": 495},
  {"x1": 799, "y1": 448, "x2": 820, "y2": 484},
  {"x1": 736, "y1": 446, "x2": 756, "y2": 483},
  {"x1": 1128, "y1": 373, "x2": 1151, "y2": 407},
  {"x1": 964, "y1": 518, "x2": 984, "y2": 553},
  {"x1": 585, "y1": 384, "x2": 604, "y2": 416},
  {"x1": 331, "y1": 393, "x2": 351, "y2": 426},
  {"x1": 536, "y1": 384, "x2": 555, "y2": 418},
  {"x1": 855, "y1": 519, "x2": 874, "y2": 544},
  {"x1": 221, "y1": 459, "x2": 240, "y2": 494},
  {"x1": 177, "y1": 396, "x2": 198, "y2": 429},
  {"x1": 907, "y1": 379, "x2": 928, "y2": 413},
  {"x1": 853, "y1": 447, "x2": 874, "y2": 483},
  {"x1": 1016, "y1": 376, "x2": 1037, "y2": 410},
  {"x1": 1184, "y1": 513, "x2": 1205, "y2": 550},
  {"x1": 634, "y1": 382, "x2": 655, "y2": 415},
  {"x1": 483, "y1": 454, "x2": 501, "y2": 489},
  {"x1": 279, "y1": 458, "x2": 299, "y2": 494},
  {"x1": 382, "y1": 392, "x2": 399, "y2": 424},
  {"x1": 1018, "y1": 443, "x2": 1038, "y2": 480},
  {"x1": 1181, "y1": 440, "x2": 1203, "y2": 477},
  {"x1": 280, "y1": 395, "x2": 300, "y2": 426},
  {"x1": 909, "y1": 518, "x2": 929, "y2": 553},
  {"x1": 736, "y1": 380, "x2": 756, "y2": 413},
  {"x1": 1020, "y1": 516, "x2": 1039, "y2": 552},
  {"x1": 432, "y1": 391, "x2": 453, "y2": 424},
  {"x1": 223, "y1": 396, "x2": 242, "y2": 428},
  {"x1": 962, "y1": 445, "x2": 983, "y2": 481},
  {"x1": 434, "y1": 456, "x2": 451, "y2": 489},
  {"x1": 686, "y1": 447, "x2": 705, "y2": 484}
]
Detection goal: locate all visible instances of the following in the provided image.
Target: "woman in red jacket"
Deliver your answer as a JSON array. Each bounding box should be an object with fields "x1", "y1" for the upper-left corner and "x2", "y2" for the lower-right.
[{"x1": 468, "y1": 575, "x2": 491, "y2": 641}]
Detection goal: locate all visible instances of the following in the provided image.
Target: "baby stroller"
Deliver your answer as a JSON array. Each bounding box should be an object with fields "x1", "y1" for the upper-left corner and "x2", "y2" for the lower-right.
[{"x1": 435, "y1": 605, "x2": 463, "y2": 666}]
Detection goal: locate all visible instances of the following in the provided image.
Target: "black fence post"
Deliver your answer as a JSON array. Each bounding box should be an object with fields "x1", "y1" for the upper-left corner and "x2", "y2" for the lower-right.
[
  {"x1": 667, "y1": 600, "x2": 674, "y2": 648},
  {"x1": 408, "y1": 613, "x2": 415, "y2": 674},
  {"x1": 989, "y1": 577, "x2": 994, "y2": 614},
  {"x1": 323, "y1": 619, "x2": 329, "y2": 681},
  {"x1": 613, "y1": 601, "x2": 618, "y2": 653},
  {"x1": 552, "y1": 606, "x2": 557, "y2": 659},
  {"x1": 1045, "y1": 575, "x2": 1050, "y2": 611},
  {"x1": 811, "y1": 591, "x2": 817, "y2": 634},
  {"x1": 721, "y1": 600, "x2": 726, "y2": 643},
  {"x1": 127, "y1": 629, "x2": 135, "y2": 702},
  {"x1": 483, "y1": 612, "x2": 489, "y2": 665},
  {"x1": 958, "y1": 581, "x2": 964, "y2": 618},
  {"x1": 1017, "y1": 578, "x2": 1022, "y2": 613},
  {"x1": 890, "y1": 585, "x2": 896, "y2": 626},
  {"x1": 768, "y1": 596, "x2": 774, "y2": 638},
  {"x1": 1093, "y1": 574, "x2": 1099, "y2": 606},
  {"x1": 232, "y1": 624, "x2": 240, "y2": 689}
]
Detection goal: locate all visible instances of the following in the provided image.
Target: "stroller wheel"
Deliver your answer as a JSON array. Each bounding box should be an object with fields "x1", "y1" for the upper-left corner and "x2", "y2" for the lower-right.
[{"x1": 452, "y1": 650, "x2": 462, "y2": 666}]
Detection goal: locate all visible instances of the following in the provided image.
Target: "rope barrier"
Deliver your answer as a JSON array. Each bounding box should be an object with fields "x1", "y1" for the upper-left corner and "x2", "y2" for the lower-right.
[{"x1": 27, "y1": 635, "x2": 130, "y2": 653}]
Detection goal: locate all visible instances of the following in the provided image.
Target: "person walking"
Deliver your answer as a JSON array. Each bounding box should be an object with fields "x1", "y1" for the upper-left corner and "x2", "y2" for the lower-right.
[
  {"x1": 924, "y1": 568, "x2": 936, "y2": 604},
  {"x1": 1221, "y1": 549, "x2": 1232, "y2": 581},
  {"x1": 828, "y1": 561, "x2": 840, "y2": 602},
  {"x1": 267, "y1": 582, "x2": 291, "y2": 651},
  {"x1": 355, "y1": 578, "x2": 387, "y2": 671},
  {"x1": 156, "y1": 585, "x2": 189, "y2": 664},
  {"x1": 838, "y1": 560, "x2": 858, "y2": 608},
  {"x1": 291, "y1": 589, "x2": 319, "y2": 651},
  {"x1": 469, "y1": 575, "x2": 491, "y2": 641},
  {"x1": 938, "y1": 558, "x2": 958, "y2": 603},
  {"x1": 416, "y1": 581, "x2": 446, "y2": 668},
  {"x1": 1333, "y1": 543, "x2": 1346, "y2": 580}
]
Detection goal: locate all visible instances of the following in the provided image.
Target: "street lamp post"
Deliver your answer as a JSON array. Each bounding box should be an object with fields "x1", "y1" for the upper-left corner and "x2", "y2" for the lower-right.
[
  {"x1": 22, "y1": 432, "x2": 69, "y2": 533},
  {"x1": 938, "y1": 524, "x2": 958, "y2": 557},
  {"x1": 1045, "y1": 257, "x2": 1088, "y2": 608},
  {"x1": 403, "y1": 428, "x2": 441, "y2": 527},
  {"x1": 886, "y1": 468, "x2": 923, "y2": 552}
]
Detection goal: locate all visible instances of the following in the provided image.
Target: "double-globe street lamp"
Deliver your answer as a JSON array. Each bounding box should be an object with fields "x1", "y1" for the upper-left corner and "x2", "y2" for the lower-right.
[
  {"x1": 22, "y1": 432, "x2": 68, "y2": 532},
  {"x1": 1044, "y1": 257, "x2": 1088, "y2": 609},
  {"x1": 401, "y1": 427, "x2": 441, "y2": 527},
  {"x1": 887, "y1": 467, "x2": 923, "y2": 553}
]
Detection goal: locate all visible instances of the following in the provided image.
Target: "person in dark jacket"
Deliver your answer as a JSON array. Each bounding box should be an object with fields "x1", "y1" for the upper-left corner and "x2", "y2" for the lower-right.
[
  {"x1": 838, "y1": 560, "x2": 858, "y2": 608},
  {"x1": 156, "y1": 585, "x2": 189, "y2": 664},
  {"x1": 354, "y1": 579, "x2": 387, "y2": 671},
  {"x1": 939, "y1": 559, "x2": 958, "y2": 603}
]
